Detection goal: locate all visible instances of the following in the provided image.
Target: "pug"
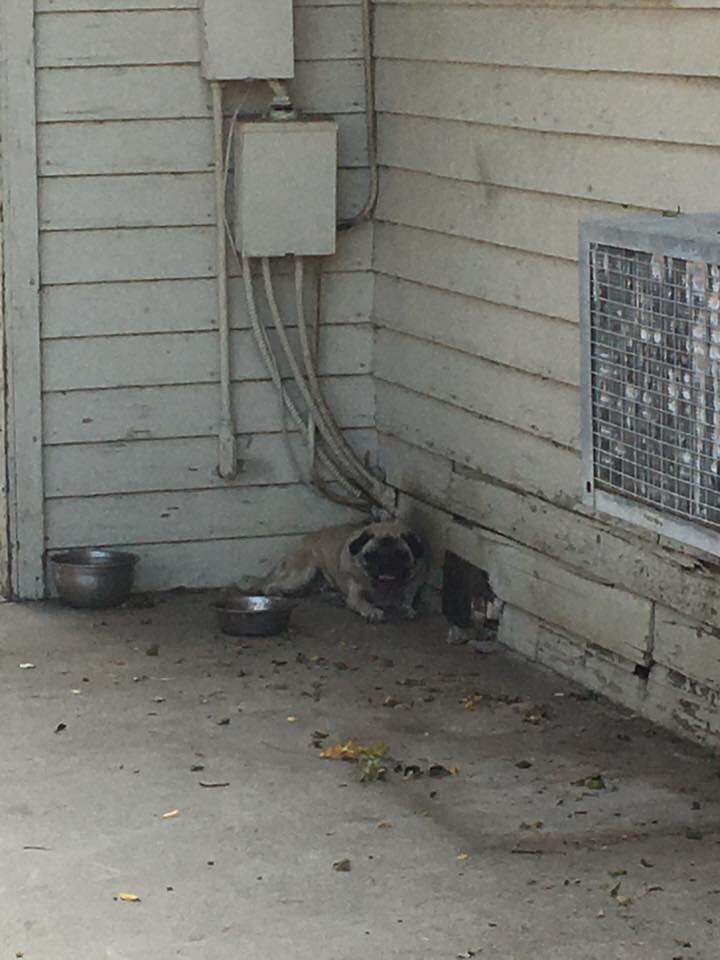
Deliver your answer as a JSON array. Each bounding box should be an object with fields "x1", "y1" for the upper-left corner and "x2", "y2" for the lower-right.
[{"x1": 260, "y1": 519, "x2": 428, "y2": 622}]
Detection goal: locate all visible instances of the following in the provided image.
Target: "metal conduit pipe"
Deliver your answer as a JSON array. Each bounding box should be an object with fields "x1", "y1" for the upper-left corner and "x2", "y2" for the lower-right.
[
  {"x1": 211, "y1": 80, "x2": 238, "y2": 479},
  {"x1": 338, "y1": 0, "x2": 378, "y2": 230},
  {"x1": 293, "y1": 257, "x2": 394, "y2": 509},
  {"x1": 260, "y1": 258, "x2": 387, "y2": 509},
  {"x1": 240, "y1": 253, "x2": 368, "y2": 505}
]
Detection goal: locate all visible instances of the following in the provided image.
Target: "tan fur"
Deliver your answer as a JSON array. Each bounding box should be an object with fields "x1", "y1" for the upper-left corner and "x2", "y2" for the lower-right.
[{"x1": 261, "y1": 520, "x2": 427, "y2": 623}]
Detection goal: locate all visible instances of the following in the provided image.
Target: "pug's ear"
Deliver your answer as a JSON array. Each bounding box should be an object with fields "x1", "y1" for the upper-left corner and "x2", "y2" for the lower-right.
[
  {"x1": 348, "y1": 529, "x2": 373, "y2": 556},
  {"x1": 402, "y1": 532, "x2": 425, "y2": 560}
]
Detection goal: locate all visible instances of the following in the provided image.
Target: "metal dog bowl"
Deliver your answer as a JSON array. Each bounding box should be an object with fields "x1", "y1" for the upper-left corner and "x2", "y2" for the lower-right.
[
  {"x1": 214, "y1": 595, "x2": 296, "y2": 637},
  {"x1": 51, "y1": 548, "x2": 138, "y2": 609}
]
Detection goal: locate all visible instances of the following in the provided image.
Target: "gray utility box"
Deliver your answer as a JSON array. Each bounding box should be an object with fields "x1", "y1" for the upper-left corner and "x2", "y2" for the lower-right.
[
  {"x1": 200, "y1": 0, "x2": 294, "y2": 80},
  {"x1": 580, "y1": 213, "x2": 720, "y2": 556},
  {"x1": 234, "y1": 118, "x2": 337, "y2": 258}
]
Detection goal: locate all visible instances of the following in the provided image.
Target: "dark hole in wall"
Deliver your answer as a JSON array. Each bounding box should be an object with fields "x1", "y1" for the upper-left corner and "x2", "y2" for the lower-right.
[{"x1": 442, "y1": 551, "x2": 495, "y2": 628}]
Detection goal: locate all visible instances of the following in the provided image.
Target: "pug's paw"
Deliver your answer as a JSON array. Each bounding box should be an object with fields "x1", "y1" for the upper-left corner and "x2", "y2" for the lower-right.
[{"x1": 363, "y1": 605, "x2": 386, "y2": 624}]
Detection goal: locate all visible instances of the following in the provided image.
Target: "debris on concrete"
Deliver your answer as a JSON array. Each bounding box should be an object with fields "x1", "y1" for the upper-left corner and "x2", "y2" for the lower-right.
[{"x1": 3, "y1": 594, "x2": 720, "y2": 959}]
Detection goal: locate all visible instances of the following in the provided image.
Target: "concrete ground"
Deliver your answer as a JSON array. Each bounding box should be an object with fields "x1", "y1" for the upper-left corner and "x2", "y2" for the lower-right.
[{"x1": 2, "y1": 594, "x2": 719, "y2": 960}]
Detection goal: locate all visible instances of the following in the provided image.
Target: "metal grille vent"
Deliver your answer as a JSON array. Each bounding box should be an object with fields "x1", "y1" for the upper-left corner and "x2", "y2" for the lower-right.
[{"x1": 581, "y1": 215, "x2": 720, "y2": 552}]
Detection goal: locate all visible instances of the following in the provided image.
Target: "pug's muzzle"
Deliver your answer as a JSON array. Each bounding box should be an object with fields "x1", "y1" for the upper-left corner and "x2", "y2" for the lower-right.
[{"x1": 349, "y1": 530, "x2": 426, "y2": 611}]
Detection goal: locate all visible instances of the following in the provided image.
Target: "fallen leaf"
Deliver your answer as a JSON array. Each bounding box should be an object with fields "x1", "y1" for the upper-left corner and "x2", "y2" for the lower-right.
[
  {"x1": 145, "y1": 644, "x2": 159, "y2": 657},
  {"x1": 383, "y1": 696, "x2": 401, "y2": 708},
  {"x1": 457, "y1": 852, "x2": 470, "y2": 861},
  {"x1": 54, "y1": 723, "x2": 67, "y2": 734},
  {"x1": 152, "y1": 697, "x2": 166, "y2": 704},
  {"x1": 463, "y1": 694, "x2": 482, "y2": 711},
  {"x1": 287, "y1": 716, "x2": 298, "y2": 723},
  {"x1": 609, "y1": 881, "x2": 622, "y2": 899},
  {"x1": 520, "y1": 820, "x2": 543, "y2": 831},
  {"x1": 523, "y1": 706, "x2": 548, "y2": 725},
  {"x1": 118, "y1": 893, "x2": 141, "y2": 902},
  {"x1": 449, "y1": 766, "x2": 460, "y2": 776},
  {"x1": 457, "y1": 950, "x2": 482, "y2": 958},
  {"x1": 19, "y1": 663, "x2": 35, "y2": 670},
  {"x1": 199, "y1": 781, "x2": 230, "y2": 789},
  {"x1": 585, "y1": 774, "x2": 606, "y2": 791},
  {"x1": 162, "y1": 809, "x2": 180, "y2": 819},
  {"x1": 320, "y1": 740, "x2": 388, "y2": 766},
  {"x1": 332, "y1": 858, "x2": 352, "y2": 872},
  {"x1": 515, "y1": 760, "x2": 533, "y2": 770},
  {"x1": 616, "y1": 895, "x2": 633, "y2": 907},
  {"x1": 216, "y1": 718, "x2": 230, "y2": 726},
  {"x1": 190, "y1": 763, "x2": 205, "y2": 772},
  {"x1": 609, "y1": 869, "x2": 627, "y2": 878},
  {"x1": 403, "y1": 764, "x2": 423, "y2": 780},
  {"x1": 428, "y1": 764, "x2": 452, "y2": 778},
  {"x1": 320, "y1": 740, "x2": 361, "y2": 761},
  {"x1": 573, "y1": 774, "x2": 606, "y2": 790},
  {"x1": 377, "y1": 821, "x2": 392, "y2": 829}
]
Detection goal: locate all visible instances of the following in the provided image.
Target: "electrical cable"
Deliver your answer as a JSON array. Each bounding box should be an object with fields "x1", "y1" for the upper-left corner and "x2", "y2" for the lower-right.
[
  {"x1": 293, "y1": 257, "x2": 392, "y2": 507},
  {"x1": 240, "y1": 252, "x2": 367, "y2": 505},
  {"x1": 260, "y1": 257, "x2": 386, "y2": 508},
  {"x1": 220, "y1": 82, "x2": 392, "y2": 513},
  {"x1": 338, "y1": 0, "x2": 379, "y2": 230}
]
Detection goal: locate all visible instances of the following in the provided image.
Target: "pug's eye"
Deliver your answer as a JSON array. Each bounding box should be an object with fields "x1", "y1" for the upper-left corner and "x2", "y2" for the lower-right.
[
  {"x1": 402, "y1": 532, "x2": 424, "y2": 560},
  {"x1": 348, "y1": 530, "x2": 373, "y2": 556}
]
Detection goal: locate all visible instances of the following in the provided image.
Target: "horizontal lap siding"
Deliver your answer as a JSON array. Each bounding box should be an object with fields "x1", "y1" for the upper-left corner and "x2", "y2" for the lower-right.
[
  {"x1": 373, "y1": 0, "x2": 720, "y2": 739},
  {"x1": 36, "y1": 1, "x2": 373, "y2": 583}
]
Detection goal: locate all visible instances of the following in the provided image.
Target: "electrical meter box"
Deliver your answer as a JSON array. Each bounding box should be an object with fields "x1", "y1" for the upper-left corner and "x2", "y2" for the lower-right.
[
  {"x1": 200, "y1": 0, "x2": 294, "y2": 81},
  {"x1": 234, "y1": 118, "x2": 337, "y2": 257}
]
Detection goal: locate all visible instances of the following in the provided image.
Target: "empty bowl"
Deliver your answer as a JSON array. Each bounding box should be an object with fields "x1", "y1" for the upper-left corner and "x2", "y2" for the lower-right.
[
  {"x1": 214, "y1": 595, "x2": 296, "y2": 636},
  {"x1": 51, "y1": 548, "x2": 138, "y2": 609}
]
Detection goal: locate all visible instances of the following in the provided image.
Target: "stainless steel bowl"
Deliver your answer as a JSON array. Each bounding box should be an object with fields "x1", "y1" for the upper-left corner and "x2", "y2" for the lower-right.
[
  {"x1": 51, "y1": 548, "x2": 138, "y2": 609},
  {"x1": 214, "y1": 595, "x2": 296, "y2": 636}
]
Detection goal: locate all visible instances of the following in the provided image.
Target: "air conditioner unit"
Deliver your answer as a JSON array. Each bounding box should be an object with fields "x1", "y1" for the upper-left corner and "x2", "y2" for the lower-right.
[{"x1": 580, "y1": 213, "x2": 720, "y2": 556}]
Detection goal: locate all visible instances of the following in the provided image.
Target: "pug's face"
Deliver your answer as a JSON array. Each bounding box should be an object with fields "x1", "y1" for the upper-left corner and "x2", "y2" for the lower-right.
[{"x1": 347, "y1": 524, "x2": 425, "y2": 603}]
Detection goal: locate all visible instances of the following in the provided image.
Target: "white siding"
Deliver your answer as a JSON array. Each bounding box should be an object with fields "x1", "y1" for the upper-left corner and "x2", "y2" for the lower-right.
[
  {"x1": 373, "y1": 0, "x2": 720, "y2": 747},
  {"x1": 35, "y1": 0, "x2": 374, "y2": 588}
]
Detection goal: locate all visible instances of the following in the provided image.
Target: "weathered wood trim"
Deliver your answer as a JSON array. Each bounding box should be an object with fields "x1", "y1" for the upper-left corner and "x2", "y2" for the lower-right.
[
  {"x1": 0, "y1": 1, "x2": 45, "y2": 598},
  {"x1": 34, "y1": 6, "x2": 362, "y2": 68},
  {"x1": 375, "y1": 6, "x2": 720, "y2": 77},
  {"x1": 0, "y1": 212, "x2": 9, "y2": 596},
  {"x1": 376, "y1": 59, "x2": 720, "y2": 148},
  {"x1": 377, "y1": 114, "x2": 720, "y2": 215}
]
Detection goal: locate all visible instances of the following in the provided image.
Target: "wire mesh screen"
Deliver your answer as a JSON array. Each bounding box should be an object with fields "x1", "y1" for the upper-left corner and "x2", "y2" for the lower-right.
[{"x1": 590, "y1": 242, "x2": 720, "y2": 528}]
